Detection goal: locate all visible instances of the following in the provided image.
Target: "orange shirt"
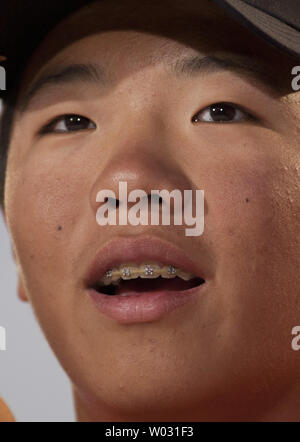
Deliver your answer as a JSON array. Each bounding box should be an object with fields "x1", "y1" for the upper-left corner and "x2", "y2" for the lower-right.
[{"x1": 0, "y1": 398, "x2": 15, "y2": 422}]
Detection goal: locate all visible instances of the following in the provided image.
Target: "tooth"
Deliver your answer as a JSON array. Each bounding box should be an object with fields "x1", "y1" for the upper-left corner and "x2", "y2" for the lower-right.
[
  {"x1": 177, "y1": 270, "x2": 194, "y2": 281},
  {"x1": 120, "y1": 264, "x2": 140, "y2": 280},
  {"x1": 168, "y1": 265, "x2": 176, "y2": 275},
  {"x1": 121, "y1": 267, "x2": 131, "y2": 279},
  {"x1": 111, "y1": 273, "x2": 121, "y2": 283},
  {"x1": 105, "y1": 269, "x2": 112, "y2": 278},
  {"x1": 144, "y1": 264, "x2": 154, "y2": 276},
  {"x1": 140, "y1": 263, "x2": 161, "y2": 279},
  {"x1": 159, "y1": 265, "x2": 177, "y2": 279},
  {"x1": 101, "y1": 269, "x2": 113, "y2": 285}
]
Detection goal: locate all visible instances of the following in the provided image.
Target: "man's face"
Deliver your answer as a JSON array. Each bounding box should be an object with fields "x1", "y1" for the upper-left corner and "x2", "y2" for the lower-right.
[{"x1": 3, "y1": 0, "x2": 300, "y2": 420}]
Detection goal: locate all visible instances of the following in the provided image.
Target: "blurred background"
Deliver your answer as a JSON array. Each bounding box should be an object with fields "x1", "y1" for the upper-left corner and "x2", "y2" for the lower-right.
[{"x1": 0, "y1": 203, "x2": 75, "y2": 421}]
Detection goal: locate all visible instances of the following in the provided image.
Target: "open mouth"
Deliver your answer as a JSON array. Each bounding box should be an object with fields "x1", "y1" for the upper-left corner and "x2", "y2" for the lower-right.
[{"x1": 91, "y1": 262, "x2": 205, "y2": 296}]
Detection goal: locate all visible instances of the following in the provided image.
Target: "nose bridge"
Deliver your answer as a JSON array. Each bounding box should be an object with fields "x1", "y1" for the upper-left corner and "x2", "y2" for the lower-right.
[{"x1": 89, "y1": 65, "x2": 195, "y2": 213}]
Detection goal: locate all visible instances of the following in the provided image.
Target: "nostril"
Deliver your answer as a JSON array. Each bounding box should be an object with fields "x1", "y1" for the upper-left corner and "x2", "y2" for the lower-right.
[
  {"x1": 103, "y1": 197, "x2": 120, "y2": 208},
  {"x1": 150, "y1": 193, "x2": 163, "y2": 205}
]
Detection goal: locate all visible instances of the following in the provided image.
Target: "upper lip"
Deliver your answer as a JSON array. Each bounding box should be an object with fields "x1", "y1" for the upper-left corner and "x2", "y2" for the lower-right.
[{"x1": 84, "y1": 235, "x2": 208, "y2": 287}]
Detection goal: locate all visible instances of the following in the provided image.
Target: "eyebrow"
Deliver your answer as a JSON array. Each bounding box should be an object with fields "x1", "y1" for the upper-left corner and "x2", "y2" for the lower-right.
[
  {"x1": 19, "y1": 54, "x2": 277, "y2": 113},
  {"x1": 170, "y1": 53, "x2": 279, "y2": 95},
  {"x1": 19, "y1": 63, "x2": 107, "y2": 113}
]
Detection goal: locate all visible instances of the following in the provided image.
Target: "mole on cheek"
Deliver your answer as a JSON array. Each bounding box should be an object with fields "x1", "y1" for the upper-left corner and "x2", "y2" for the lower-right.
[
  {"x1": 57, "y1": 226, "x2": 62, "y2": 231},
  {"x1": 245, "y1": 198, "x2": 249, "y2": 203}
]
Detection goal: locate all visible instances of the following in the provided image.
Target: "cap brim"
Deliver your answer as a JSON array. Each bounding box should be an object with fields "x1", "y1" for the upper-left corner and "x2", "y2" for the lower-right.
[{"x1": 212, "y1": 0, "x2": 300, "y2": 57}]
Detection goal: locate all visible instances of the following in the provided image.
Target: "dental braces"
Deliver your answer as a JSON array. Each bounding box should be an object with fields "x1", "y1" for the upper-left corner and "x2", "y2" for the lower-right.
[{"x1": 104, "y1": 264, "x2": 178, "y2": 280}]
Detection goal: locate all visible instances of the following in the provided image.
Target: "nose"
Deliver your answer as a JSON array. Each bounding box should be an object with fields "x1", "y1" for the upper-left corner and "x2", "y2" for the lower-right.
[{"x1": 89, "y1": 120, "x2": 195, "y2": 216}]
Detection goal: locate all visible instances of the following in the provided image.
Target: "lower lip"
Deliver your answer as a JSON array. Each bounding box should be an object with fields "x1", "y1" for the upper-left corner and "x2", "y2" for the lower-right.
[{"x1": 88, "y1": 285, "x2": 205, "y2": 324}]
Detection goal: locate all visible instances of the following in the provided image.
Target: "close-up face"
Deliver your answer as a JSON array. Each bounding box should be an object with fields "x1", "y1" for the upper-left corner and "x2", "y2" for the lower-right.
[{"x1": 2, "y1": 0, "x2": 300, "y2": 421}]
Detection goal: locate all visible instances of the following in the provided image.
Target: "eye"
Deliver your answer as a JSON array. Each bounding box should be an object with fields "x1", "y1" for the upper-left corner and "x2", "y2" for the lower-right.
[
  {"x1": 40, "y1": 114, "x2": 96, "y2": 134},
  {"x1": 192, "y1": 102, "x2": 254, "y2": 123}
]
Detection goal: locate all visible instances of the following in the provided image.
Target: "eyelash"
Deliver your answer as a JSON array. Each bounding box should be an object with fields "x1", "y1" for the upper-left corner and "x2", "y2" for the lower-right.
[
  {"x1": 38, "y1": 102, "x2": 256, "y2": 135},
  {"x1": 192, "y1": 101, "x2": 256, "y2": 124},
  {"x1": 38, "y1": 114, "x2": 97, "y2": 135}
]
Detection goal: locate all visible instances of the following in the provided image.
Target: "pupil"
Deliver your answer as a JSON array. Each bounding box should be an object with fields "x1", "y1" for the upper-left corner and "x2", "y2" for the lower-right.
[
  {"x1": 66, "y1": 115, "x2": 88, "y2": 131},
  {"x1": 210, "y1": 103, "x2": 236, "y2": 121}
]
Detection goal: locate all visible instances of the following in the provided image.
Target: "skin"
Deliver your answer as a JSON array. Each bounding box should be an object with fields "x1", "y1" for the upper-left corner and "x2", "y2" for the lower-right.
[{"x1": 2, "y1": 0, "x2": 300, "y2": 421}]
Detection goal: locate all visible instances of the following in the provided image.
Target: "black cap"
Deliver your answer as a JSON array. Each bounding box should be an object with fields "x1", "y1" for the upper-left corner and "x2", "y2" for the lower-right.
[
  {"x1": 0, "y1": 0, "x2": 299, "y2": 98},
  {"x1": 213, "y1": 0, "x2": 300, "y2": 57}
]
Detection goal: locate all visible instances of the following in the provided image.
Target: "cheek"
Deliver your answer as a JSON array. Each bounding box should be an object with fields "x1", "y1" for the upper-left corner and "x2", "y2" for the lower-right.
[
  {"x1": 219, "y1": 157, "x2": 299, "y2": 258},
  {"x1": 199, "y1": 133, "x2": 300, "y2": 340},
  {"x1": 184, "y1": 126, "x2": 300, "y2": 302},
  {"x1": 6, "y1": 136, "x2": 93, "y2": 225},
  {"x1": 187, "y1": 130, "x2": 300, "y2": 262},
  {"x1": 5, "y1": 146, "x2": 91, "y2": 289}
]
